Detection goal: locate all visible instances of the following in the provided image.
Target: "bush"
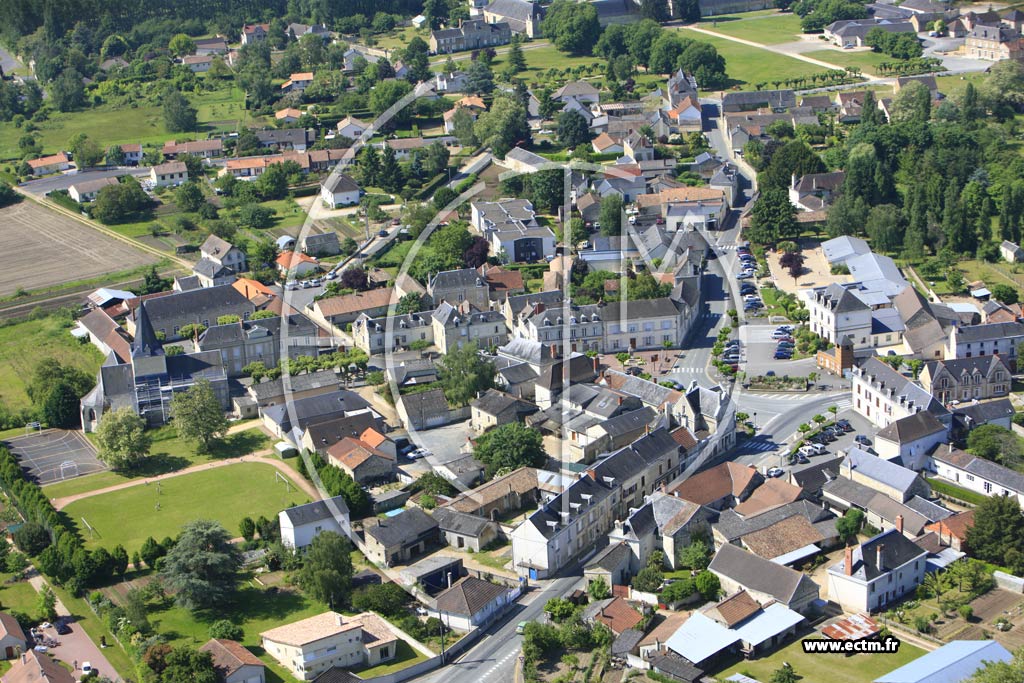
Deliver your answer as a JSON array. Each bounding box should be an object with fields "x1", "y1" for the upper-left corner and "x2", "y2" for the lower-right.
[{"x1": 208, "y1": 619, "x2": 243, "y2": 640}]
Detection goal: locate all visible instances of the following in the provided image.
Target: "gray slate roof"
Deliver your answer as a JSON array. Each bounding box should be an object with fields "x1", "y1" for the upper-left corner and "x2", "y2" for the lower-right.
[
  {"x1": 366, "y1": 508, "x2": 439, "y2": 547},
  {"x1": 281, "y1": 495, "x2": 350, "y2": 526},
  {"x1": 709, "y1": 542, "x2": 818, "y2": 606}
]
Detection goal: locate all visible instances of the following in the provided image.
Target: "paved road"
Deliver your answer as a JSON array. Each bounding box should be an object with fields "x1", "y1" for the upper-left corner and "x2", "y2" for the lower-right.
[
  {"x1": 19, "y1": 167, "x2": 152, "y2": 196},
  {"x1": 411, "y1": 574, "x2": 582, "y2": 683},
  {"x1": 0, "y1": 46, "x2": 23, "y2": 75}
]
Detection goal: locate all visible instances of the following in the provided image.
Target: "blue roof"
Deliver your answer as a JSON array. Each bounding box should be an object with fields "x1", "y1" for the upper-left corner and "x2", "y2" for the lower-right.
[
  {"x1": 875, "y1": 640, "x2": 1012, "y2": 683},
  {"x1": 666, "y1": 612, "x2": 739, "y2": 665}
]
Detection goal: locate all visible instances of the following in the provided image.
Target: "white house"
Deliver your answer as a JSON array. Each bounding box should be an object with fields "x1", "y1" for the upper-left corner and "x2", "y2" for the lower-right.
[
  {"x1": 874, "y1": 412, "x2": 947, "y2": 471},
  {"x1": 826, "y1": 528, "x2": 927, "y2": 612},
  {"x1": 470, "y1": 198, "x2": 556, "y2": 263},
  {"x1": 261, "y1": 612, "x2": 397, "y2": 681},
  {"x1": 278, "y1": 495, "x2": 351, "y2": 551},
  {"x1": 852, "y1": 357, "x2": 949, "y2": 429},
  {"x1": 150, "y1": 161, "x2": 188, "y2": 187},
  {"x1": 320, "y1": 173, "x2": 361, "y2": 208},
  {"x1": 68, "y1": 176, "x2": 119, "y2": 203},
  {"x1": 427, "y1": 576, "x2": 514, "y2": 631},
  {"x1": 276, "y1": 251, "x2": 321, "y2": 277},
  {"x1": 182, "y1": 54, "x2": 213, "y2": 72},
  {"x1": 337, "y1": 116, "x2": 370, "y2": 139},
  {"x1": 1000, "y1": 240, "x2": 1024, "y2": 263},
  {"x1": 931, "y1": 444, "x2": 1024, "y2": 505}
]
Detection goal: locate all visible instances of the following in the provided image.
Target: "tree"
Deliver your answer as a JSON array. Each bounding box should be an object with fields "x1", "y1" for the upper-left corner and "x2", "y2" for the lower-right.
[
  {"x1": 95, "y1": 407, "x2": 151, "y2": 470},
  {"x1": 14, "y1": 522, "x2": 50, "y2": 556},
  {"x1": 780, "y1": 251, "x2": 805, "y2": 281},
  {"x1": 465, "y1": 59, "x2": 494, "y2": 95},
  {"x1": 170, "y1": 379, "x2": 228, "y2": 452},
  {"x1": 438, "y1": 343, "x2": 495, "y2": 406},
  {"x1": 68, "y1": 134, "x2": 104, "y2": 169},
  {"x1": 36, "y1": 586, "x2": 57, "y2": 622},
  {"x1": 169, "y1": 33, "x2": 197, "y2": 57},
  {"x1": 93, "y1": 178, "x2": 150, "y2": 223},
  {"x1": 676, "y1": 539, "x2": 710, "y2": 570},
  {"x1": 149, "y1": 646, "x2": 218, "y2": 683},
  {"x1": 450, "y1": 107, "x2": 479, "y2": 148},
  {"x1": 966, "y1": 493, "x2": 1024, "y2": 567},
  {"x1": 255, "y1": 162, "x2": 293, "y2": 200},
  {"x1": 632, "y1": 566, "x2": 664, "y2": 592},
  {"x1": 174, "y1": 182, "x2": 204, "y2": 213},
  {"x1": 237, "y1": 203, "x2": 274, "y2": 229},
  {"x1": 208, "y1": 620, "x2": 243, "y2": 641},
  {"x1": 991, "y1": 284, "x2": 1020, "y2": 305},
  {"x1": 352, "y1": 583, "x2": 408, "y2": 617},
  {"x1": 474, "y1": 422, "x2": 546, "y2": 477},
  {"x1": 50, "y1": 70, "x2": 85, "y2": 112},
  {"x1": 968, "y1": 425, "x2": 1022, "y2": 467},
  {"x1": 162, "y1": 520, "x2": 241, "y2": 611},
  {"x1": 141, "y1": 537, "x2": 166, "y2": 569},
  {"x1": 296, "y1": 531, "x2": 353, "y2": 609},
  {"x1": 0, "y1": 182, "x2": 17, "y2": 209},
  {"x1": 507, "y1": 36, "x2": 527, "y2": 74},
  {"x1": 640, "y1": 0, "x2": 670, "y2": 21},
  {"x1": 694, "y1": 570, "x2": 720, "y2": 600},
  {"x1": 541, "y1": 0, "x2": 602, "y2": 55},
  {"x1": 588, "y1": 577, "x2": 611, "y2": 600},
  {"x1": 835, "y1": 508, "x2": 864, "y2": 542},
  {"x1": 239, "y1": 517, "x2": 256, "y2": 542},
  {"x1": 163, "y1": 90, "x2": 198, "y2": 133},
  {"x1": 369, "y1": 79, "x2": 413, "y2": 124},
  {"x1": 661, "y1": 577, "x2": 696, "y2": 604},
  {"x1": 748, "y1": 188, "x2": 798, "y2": 245},
  {"x1": 111, "y1": 545, "x2": 129, "y2": 577},
  {"x1": 599, "y1": 194, "x2": 624, "y2": 235},
  {"x1": 557, "y1": 109, "x2": 590, "y2": 149},
  {"x1": 528, "y1": 169, "x2": 563, "y2": 213},
  {"x1": 771, "y1": 663, "x2": 798, "y2": 683},
  {"x1": 545, "y1": 597, "x2": 577, "y2": 622},
  {"x1": 890, "y1": 79, "x2": 931, "y2": 124},
  {"x1": 42, "y1": 381, "x2": 80, "y2": 429}
]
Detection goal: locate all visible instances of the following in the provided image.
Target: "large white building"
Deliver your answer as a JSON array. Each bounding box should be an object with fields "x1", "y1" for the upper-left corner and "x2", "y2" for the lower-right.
[
  {"x1": 470, "y1": 199, "x2": 556, "y2": 263},
  {"x1": 826, "y1": 528, "x2": 927, "y2": 612},
  {"x1": 932, "y1": 444, "x2": 1024, "y2": 505},
  {"x1": 851, "y1": 357, "x2": 949, "y2": 429},
  {"x1": 278, "y1": 495, "x2": 351, "y2": 551}
]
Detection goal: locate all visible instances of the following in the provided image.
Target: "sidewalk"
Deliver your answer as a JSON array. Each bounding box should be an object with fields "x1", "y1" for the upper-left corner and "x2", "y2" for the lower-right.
[{"x1": 51, "y1": 451, "x2": 320, "y2": 510}]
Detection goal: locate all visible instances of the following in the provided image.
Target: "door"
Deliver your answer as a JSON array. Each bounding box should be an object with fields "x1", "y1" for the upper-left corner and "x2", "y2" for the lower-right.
[{"x1": 529, "y1": 567, "x2": 538, "y2": 580}]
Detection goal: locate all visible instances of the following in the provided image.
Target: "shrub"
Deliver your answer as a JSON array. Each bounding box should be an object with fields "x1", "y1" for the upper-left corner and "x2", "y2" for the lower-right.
[{"x1": 208, "y1": 619, "x2": 243, "y2": 641}]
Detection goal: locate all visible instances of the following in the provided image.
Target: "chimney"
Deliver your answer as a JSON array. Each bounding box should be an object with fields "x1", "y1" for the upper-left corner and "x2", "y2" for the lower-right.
[
  {"x1": 844, "y1": 546, "x2": 853, "y2": 576},
  {"x1": 895, "y1": 515, "x2": 904, "y2": 534},
  {"x1": 336, "y1": 614, "x2": 345, "y2": 626},
  {"x1": 876, "y1": 544, "x2": 885, "y2": 571},
  {"x1": 447, "y1": 571, "x2": 453, "y2": 588},
  {"x1": 592, "y1": 356, "x2": 599, "y2": 373}
]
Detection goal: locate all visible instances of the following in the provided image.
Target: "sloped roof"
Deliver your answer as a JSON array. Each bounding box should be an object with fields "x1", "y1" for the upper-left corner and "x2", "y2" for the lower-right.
[
  {"x1": 671, "y1": 462, "x2": 762, "y2": 506},
  {"x1": 741, "y1": 515, "x2": 825, "y2": 560},
  {"x1": 733, "y1": 478, "x2": 804, "y2": 517},
  {"x1": 709, "y1": 543, "x2": 818, "y2": 606},
  {"x1": 200, "y1": 638, "x2": 264, "y2": 677},
  {"x1": 876, "y1": 411, "x2": 946, "y2": 445},
  {"x1": 434, "y1": 576, "x2": 510, "y2": 617}
]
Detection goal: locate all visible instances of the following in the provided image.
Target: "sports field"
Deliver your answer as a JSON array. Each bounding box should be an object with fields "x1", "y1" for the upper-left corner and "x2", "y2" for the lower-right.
[{"x1": 63, "y1": 462, "x2": 312, "y2": 553}]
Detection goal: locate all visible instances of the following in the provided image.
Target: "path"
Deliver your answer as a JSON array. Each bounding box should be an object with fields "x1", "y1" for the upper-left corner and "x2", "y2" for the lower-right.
[
  {"x1": 26, "y1": 571, "x2": 120, "y2": 680},
  {"x1": 50, "y1": 451, "x2": 319, "y2": 510}
]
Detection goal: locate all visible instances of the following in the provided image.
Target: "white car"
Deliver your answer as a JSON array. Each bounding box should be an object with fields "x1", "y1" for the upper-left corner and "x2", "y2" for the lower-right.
[
  {"x1": 82, "y1": 662, "x2": 93, "y2": 674},
  {"x1": 766, "y1": 467, "x2": 785, "y2": 478}
]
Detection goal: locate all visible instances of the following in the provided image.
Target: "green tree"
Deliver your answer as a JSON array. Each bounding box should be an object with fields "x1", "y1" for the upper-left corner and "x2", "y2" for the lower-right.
[
  {"x1": 599, "y1": 194, "x2": 624, "y2": 235},
  {"x1": 149, "y1": 645, "x2": 219, "y2": 683},
  {"x1": 632, "y1": 566, "x2": 664, "y2": 592},
  {"x1": 676, "y1": 539, "x2": 711, "y2": 570},
  {"x1": 835, "y1": 508, "x2": 864, "y2": 542},
  {"x1": 42, "y1": 381, "x2": 80, "y2": 429},
  {"x1": 170, "y1": 379, "x2": 228, "y2": 452},
  {"x1": 694, "y1": 570, "x2": 720, "y2": 600},
  {"x1": 174, "y1": 182, "x2": 204, "y2": 213},
  {"x1": 169, "y1": 33, "x2": 197, "y2": 57},
  {"x1": 93, "y1": 178, "x2": 150, "y2": 223},
  {"x1": 968, "y1": 425, "x2": 1022, "y2": 466},
  {"x1": 588, "y1": 577, "x2": 611, "y2": 600},
  {"x1": 748, "y1": 188, "x2": 798, "y2": 245},
  {"x1": 50, "y1": 70, "x2": 85, "y2": 112},
  {"x1": 351, "y1": 583, "x2": 409, "y2": 617},
  {"x1": 450, "y1": 107, "x2": 479, "y2": 148},
  {"x1": 163, "y1": 90, "x2": 198, "y2": 133},
  {"x1": 140, "y1": 537, "x2": 166, "y2": 569},
  {"x1": 507, "y1": 36, "x2": 527, "y2": 73},
  {"x1": 557, "y1": 109, "x2": 591, "y2": 149},
  {"x1": 545, "y1": 597, "x2": 577, "y2": 622},
  {"x1": 0, "y1": 182, "x2": 18, "y2": 209},
  {"x1": 640, "y1": 0, "x2": 670, "y2": 21},
  {"x1": 208, "y1": 620, "x2": 243, "y2": 641},
  {"x1": 966, "y1": 493, "x2": 1024, "y2": 567},
  {"x1": 437, "y1": 343, "x2": 494, "y2": 407},
  {"x1": 528, "y1": 169, "x2": 563, "y2": 213},
  {"x1": 542, "y1": 0, "x2": 601, "y2": 55},
  {"x1": 296, "y1": 531, "x2": 353, "y2": 609},
  {"x1": 475, "y1": 93, "x2": 530, "y2": 158},
  {"x1": 991, "y1": 284, "x2": 1020, "y2": 305},
  {"x1": 14, "y1": 522, "x2": 50, "y2": 556},
  {"x1": 36, "y1": 586, "x2": 57, "y2": 622},
  {"x1": 239, "y1": 517, "x2": 256, "y2": 542},
  {"x1": 771, "y1": 663, "x2": 798, "y2": 683},
  {"x1": 68, "y1": 134, "x2": 104, "y2": 169},
  {"x1": 466, "y1": 59, "x2": 495, "y2": 95},
  {"x1": 95, "y1": 407, "x2": 152, "y2": 470},
  {"x1": 369, "y1": 79, "x2": 413, "y2": 124},
  {"x1": 237, "y1": 203, "x2": 274, "y2": 229},
  {"x1": 162, "y1": 520, "x2": 241, "y2": 611},
  {"x1": 474, "y1": 422, "x2": 546, "y2": 477}
]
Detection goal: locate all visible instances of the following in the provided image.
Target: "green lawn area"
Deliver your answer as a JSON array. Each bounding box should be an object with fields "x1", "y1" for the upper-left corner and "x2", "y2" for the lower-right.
[
  {"x1": 62, "y1": 462, "x2": 310, "y2": 554},
  {"x1": 927, "y1": 476, "x2": 988, "y2": 506},
  {"x1": 676, "y1": 29, "x2": 821, "y2": 89},
  {"x1": 374, "y1": 25, "x2": 430, "y2": 52},
  {"x1": 712, "y1": 635, "x2": 925, "y2": 683},
  {"x1": 0, "y1": 573, "x2": 42, "y2": 615},
  {"x1": 44, "y1": 425, "x2": 271, "y2": 500},
  {"x1": 0, "y1": 85, "x2": 249, "y2": 162},
  {"x1": 804, "y1": 48, "x2": 902, "y2": 75},
  {"x1": 935, "y1": 71, "x2": 988, "y2": 99},
  {"x1": 698, "y1": 12, "x2": 805, "y2": 45},
  {"x1": 352, "y1": 640, "x2": 429, "y2": 677},
  {"x1": 957, "y1": 258, "x2": 1024, "y2": 292},
  {"x1": 0, "y1": 314, "x2": 103, "y2": 408}
]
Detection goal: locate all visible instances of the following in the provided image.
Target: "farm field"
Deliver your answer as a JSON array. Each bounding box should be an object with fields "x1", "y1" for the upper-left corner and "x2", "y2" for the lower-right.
[
  {"x1": 697, "y1": 12, "x2": 805, "y2": 45},
  {"x1": 62, "y1": 462, "x2": 311, "y2": 553},
  {"x1": 0, "y1": 313, "x2": 103, "y2": 407},
  {"x1": 0, "y1": 200, "x2": 158, "y2": 298}
]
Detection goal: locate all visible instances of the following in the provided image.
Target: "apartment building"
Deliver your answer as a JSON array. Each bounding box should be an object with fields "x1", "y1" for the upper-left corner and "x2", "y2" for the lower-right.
[
  {"x1": 851, "y1": 357, "x2": 949, "y2": 429},
  {"x1": 919, "y1": 355, "x2": 1011, "y2": 404},
  {"x1": 826, "y1": 529, "x2": 927, "y2": 612}
]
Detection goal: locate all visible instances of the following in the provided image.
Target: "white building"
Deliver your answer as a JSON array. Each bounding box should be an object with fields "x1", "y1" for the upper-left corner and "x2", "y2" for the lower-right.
[
  {"x1": 945, "y1": 321, "x2": 1024, "y2": 363},
  {"x1": 826, "y1": 528, "x2": 927, "y2": 612},
  {"x1": 68, "y1": 176, "x2": 119, "y2": 203},
  {"x1": 150, "y1": 161, "x2": 188, "y2": 187},
  {"x1": 931, "y1": 444, "x2": 1024, "y2": 505},
  {"x1": 851, "y1": 357, "x2": 949, "y2": 429},
  {"x1": 337, "y1": 116, "x2": 370, "y2": 139},
  {"x1": 278, "y1": 495, "x2": 351, "y2": 551},
  {"x1": 470, "y1": 199, "x2": 556, "y2": 263},
  {"x1": 320, "y1": 173, "x2": 361, "y2": 208}
]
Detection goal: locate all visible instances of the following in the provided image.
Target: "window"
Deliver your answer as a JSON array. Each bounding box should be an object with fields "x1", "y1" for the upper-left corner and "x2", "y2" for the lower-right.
[
  {"x1": 966, "y1": 474, "x2": 975, "y2": 481},
  {"x1": 985, "y1": 481, "x2": 992, "y2": 493}
]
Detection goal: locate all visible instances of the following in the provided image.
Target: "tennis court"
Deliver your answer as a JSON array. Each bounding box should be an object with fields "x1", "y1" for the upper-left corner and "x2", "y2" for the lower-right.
[{"x1": 5, "y1": 429, "x2": 106, "y2": 485}]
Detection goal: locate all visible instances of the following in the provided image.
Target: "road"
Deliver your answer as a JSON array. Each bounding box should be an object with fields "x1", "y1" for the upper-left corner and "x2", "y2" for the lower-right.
[
  {"x1": 411, "y1": 574, "x2": 581, "y2": 683},
  {"x1": 0, "y1": 46, "x2": 23, "y2": 76}
]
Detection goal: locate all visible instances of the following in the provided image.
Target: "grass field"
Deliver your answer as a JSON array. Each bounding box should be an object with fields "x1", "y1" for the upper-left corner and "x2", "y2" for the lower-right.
[
  {"x1": 677, "y1": 29, "x2": 821, "y2": 89},
  {"x1": 0, "y1": 572, "x2": 43, "y2": 615},
  {"x1": 374, "y1": 25, "x2": 429, "y2": 52},
  {"x1": 936, "y1": 72, "x2": 987, "y2": 98},
  {"x1": 804, "y1": 48, "x2": 900, "y2": 75},
  {"x1": 0, "y1": 314, "x2": 103, "y2": 407},
  {"x1": 698, "y1": 12, "x2": 805, "y2": 45},
  {"x1": 0, "y1": 86, "x2": 247, "y2": 161},
  {"x1": 712, "y1": 635, "x2": 925, "y2": 683},
  {"x1": 62, "y1": 462, "x2": 310, "y2": 553},
  {"x1": 45, "y1": 426, "x2": 271, "y2": 500}
]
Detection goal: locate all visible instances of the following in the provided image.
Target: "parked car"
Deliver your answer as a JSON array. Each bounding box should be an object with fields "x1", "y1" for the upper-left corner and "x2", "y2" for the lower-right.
[
  {"x1": 55, "y1": 623, "x2": 71, "y2": 636},
  {"x1": 836, "y1": 419, "x2": 853, "y2": 432},
  {"x1": 766, "y1": 467, "x2": 785, "y2": 478},
  {"x1": 855, "y1": 434, "x2": 872, "y2": 446},
  {"x1": 324, "y1": 271, "x2": 337, "y2": 280},
  {"x1": 798, "y1": 445, "x2": 816, "y2": 457},
  {"x1": 516, "y1": 622, "x2": 529, "y2": 635},
  {"x1": 810, "y1": 443, "x2": 828, "y2": 455},
  {"x1": 740, "y1": 285, "x2": 757, "y2": 295},
  {"x1": 796, "y1": 454, "x2": 810, "y2": 464},
  {"x1": 774, "y1": 351, "x2": 792, "y2": 359},
  {"x1": 771, "y1": 330, "x2": 792, "y2": 340}
]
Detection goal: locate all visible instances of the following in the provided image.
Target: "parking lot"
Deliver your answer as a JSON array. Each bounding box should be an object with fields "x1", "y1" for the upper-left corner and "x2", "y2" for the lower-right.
[
  {"x1": 738, "y1": 324, "x2": 819, "y2": 377},
  {"x1": 5, "y1": 429, "x2": 106, "y2": 485}
]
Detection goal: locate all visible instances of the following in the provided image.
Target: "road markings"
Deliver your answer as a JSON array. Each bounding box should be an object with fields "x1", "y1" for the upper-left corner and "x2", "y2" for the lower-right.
[{"x1": 480, "y1": 650, "x2": 519, "y2": 682}]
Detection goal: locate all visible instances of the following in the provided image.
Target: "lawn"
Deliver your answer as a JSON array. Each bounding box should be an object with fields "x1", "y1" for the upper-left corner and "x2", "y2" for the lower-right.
[
  {"x1": 698, "y1": 12, "x2": 805, "y2": 45},
  {"x1": 374, "y1": 25, "x2": 430, "y2": 52},
  {"x1": 957, "y1": 259, "x2": 1024, "y2": 292},
  {"x1": 44, "y1": 426, "x2": 271, "y2": 500},
  {"x1": 804, "y1": 48, "x2": 902, "y2": 75},
  {"x1": 676, "y1": 29, "x2": 821, "y2": 89},
  {"x1": 0, "y1": 314, "x2": 103, "y2": 408},
  {"x1": 927, "y1": 476, "x2": 988, "y2": 506},
  {"x1": 62, "y1": 462, "x2": 310, "y2": 553},
  {"x1": 0, "y1": 86, "x2": 248, "y2": 162},
  {"x1": 0, "y1": 573, "x2": 43, "y2": 615},
  {"x1": 712, "y1": 634, "x2": 925, "y2": 683},
  {"x1": 353, "y1": 640, "x2": 429, "y2": 677}
]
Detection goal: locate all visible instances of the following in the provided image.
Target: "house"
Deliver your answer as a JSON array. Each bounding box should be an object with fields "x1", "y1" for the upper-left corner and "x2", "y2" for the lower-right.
[
  {"x1": 825, "y1": 18, "x2": 915, "y2": 47},
  {"x1": 279, "y1": 496, "x2": 351, "y2": 551},
  {"x1": 68, "y1": 176, "x2": 119, "y2": 203},
  {"x1": 581, "y1": 597, "x2": 644, "y2": 636},
  {"x1": 607, "y1": 491, "x2": 711, "y2": 571},
  {"x1": 352, "y1": 311, "x2": 433, "y2": 355},
  {"x1": 26, "y1": 151, "x2": 71, "y2": 175},
  {"x1": 667, "y1": 96, "x2": 703, "y2": 133},
  {"x1": 255, "y1": 128, "x2": 313, "y2": 152},
  {"x1": 500, "y1": 146, "x2": 549, "y2": 174},
  {"x1": 738, "y1": 514, "x2": 830, "y2": 564},
  {"x1": 336, "y1": 116, "x2": 370, "y2": 140},
  {"x1": 874, "y1": 411, "x2": 947, "y2": 471},
  {"x1": 470, "y1": 389, "x2": 536, "y2": 433},
  {"x1": 162, "y1": 139, "x2": 224, "y2": 159},
  {"x1": 722, "y1": 90, "x2": 796, "y2": 113},
  {"x1": 951, "y1": 398, "x2": 1016, "y2": 434},
  {"x1": 428, "y1": 268, "x2": 491, "y2": 310},
  {"x1": 670, "y1": 462, "x2": 763, "y2": 510},
  {"x1": 789, "y1": 171, "x2": 844, "y2": 212},
  {"x1": 183, "y1": 54, "x2": 213, "y2": 72},
  {"x1": 299, "y1": 233, "x2": 340, "y2": 258},
  {"x1": 431, "y1": 302, "x2": 508, "y2": 354},
  {"x1": 482, "y1": 0, "x2": 544, "y2": 36},
  {"x1": 429, "y1": 19, "x2": 512, "y2": 54},
  {"x1": 0, "y1": 614, "x2": 25, "y2": 659},
  {"x1": 150, "y1": 161, "x2": 188, "y2": 187},
  {"x1": 435, "y1": 71, "x2": 468, "y2": 93},
  {"x1": 1001, "y1": 240, "x2": 1024, "y2": 263},
  {"x1": 275, "y1": 251, "x2": 320, "y2": 278},
  {"x1": 838, "y1": 447, "x2": 931, "y2": 502},
  {"x1": 733, "y1": 478, "x2": 805, "y2": 517},
  {"x1": 261, "y1": 612, "x2": 397, "y2": 681},
  {"x1": 319, "y1": 173, "x2": 361, "y2": 209},
  {"x1": 74, "y1": 308, "x2": 131, "y2": 363},
  {"x1": 431, "y1": 507, "x2": 500, "y2": 551},
  {"x1": 965, "y1": 24, "x2": 1022, "y2": 61},
  {"x1": 200, "y1": 639, "x2": 266, "y2": 683},
  {"x1": 195, "y1": 37, "x2": 228, "y2": 55},
  {"x1": 194, "y1": 235, "x2": 247, "y2": 288},
  {"x1": 262, "y1": 389, "x2": 374, "y2": 441},
  {"x1": 470, "y1": 199, "x2": 555, "y2": 263},
  {"x1": 298, "y1": 413, "x2": 385, "y2": 456},
  {"x1": 310, "y1": 288, "x2": 393, "y2": 328},
  {"x1": 396, "y1": 389, "x2": 454, "y2": 431},
  {"x1": 364, "y1": 508, "x2": 440, "y2": 566},
  {"x1": 827, "y1": 528, "x2": 927, "y2": 612},
  {"x1": 925, "y1": 510, "x2": 973, "y2": 552},
  {"x1": 946, "y1": 321, "x2": 1024, "y2": 365},
  {"x1": 247, "y1": 369, "x2": 338, "y2": 408},
  {"x1": 196, "y1": 314, "x2": 319, "y2": 377},
  {"x1": 122, "y1": 284, "x2": 254, "y2": 341},
  {"x1": 875, "y1": 640, "x2": 1012, "y2": 683},
  {"x1": 478, "y1": 264, "x2": 524, "y2": 299},
  {"x1": 281, "y1": 72, "x2": 315, "y2": 93},
  {"x1": 276, "y1": 108, "x2": 303, "y2": 124},
  {"x1": 552, "y1": 81, "x2": 601, "y2": 106},
  {"x1": 852, "y1": 357, "x2": 949, "y2": 429},
  {"x1": 443, "y1": 466, "x2": 548, "y2": 519},
  {"x1": 241, "y1": 23, "x2": 269, "y2": 44},
  {"x1": 119, "y1": 143, "x2": 143, "y2": 165},
  {"x1": 932, "y1": 445, "x2": 1024, "y2": 504},
  {"x1": 708, "y1": 543, "x2": 820, "y2": 614},
  {"x1": 1, "y1": 650, "x2": 75, "y2": 683},
  {"x1": 919, "y1": 355, "x2": 1011, "y2": 404},
  {"x1": 428, "y1": 576, "x2": 514, "y2": 631},
  {"x1": 325, "y1": 436, "x2": 396, "y2": 486}
]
